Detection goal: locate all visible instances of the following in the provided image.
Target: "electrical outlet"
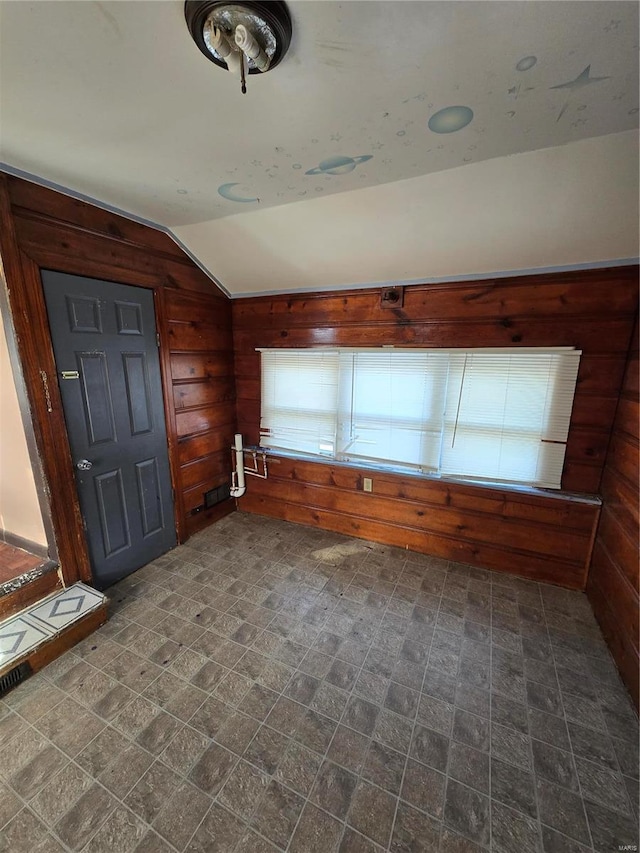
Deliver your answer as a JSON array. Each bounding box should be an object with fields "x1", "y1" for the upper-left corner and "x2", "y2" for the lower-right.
[{"x1": 363, "y1": 477, "x2": 373, "y2": 492}]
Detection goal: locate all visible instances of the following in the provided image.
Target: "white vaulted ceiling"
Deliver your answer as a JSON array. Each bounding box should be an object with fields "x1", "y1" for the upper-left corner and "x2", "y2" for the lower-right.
[{"x1": 0, "y1": 1, "x2": 638, "y2": 294}]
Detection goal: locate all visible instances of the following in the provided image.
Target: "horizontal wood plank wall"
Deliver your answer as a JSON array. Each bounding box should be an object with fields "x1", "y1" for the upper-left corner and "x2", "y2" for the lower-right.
[
  {"x1": 587, "y1": 318, "x2": 639, "y2": 709},
  {"x1": 0, "y1": 174, "x2": 235, "y2": 584},
  {"x1": 164, "y1": 289, "x2": 237, "y2": 537},
  {"x1": 233, "y1": 267, "x2": 638, "y2": 588}
]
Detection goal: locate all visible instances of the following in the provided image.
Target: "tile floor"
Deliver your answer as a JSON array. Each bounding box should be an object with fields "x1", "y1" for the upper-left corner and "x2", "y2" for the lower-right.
[
  {"x1": 0, "y1": 513, "x2": 638, "y2": 853},
  {"x1": 0, "y1": 584, "x2": 107, "y2": 671}
]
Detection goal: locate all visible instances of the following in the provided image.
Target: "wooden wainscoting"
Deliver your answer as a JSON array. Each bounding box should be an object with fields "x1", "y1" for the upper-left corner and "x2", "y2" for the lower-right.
[
  {"x1": 239, "y1": 455, "x2": 600, "y2": 590},
  {"x1": 587, "y1": 318, "x2": 639, "y2": 709}
]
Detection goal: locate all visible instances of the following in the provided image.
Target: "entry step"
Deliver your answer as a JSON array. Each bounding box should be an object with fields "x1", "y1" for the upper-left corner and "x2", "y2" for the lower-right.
[{"x1": 0, "y1": 582, "x2": 107, "y2": 677}]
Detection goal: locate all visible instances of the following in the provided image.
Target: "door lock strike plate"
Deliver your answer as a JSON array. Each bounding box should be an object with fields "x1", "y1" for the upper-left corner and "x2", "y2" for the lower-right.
[{"x1": 61, "y1": 371, "x2": 80, "y2": 380}]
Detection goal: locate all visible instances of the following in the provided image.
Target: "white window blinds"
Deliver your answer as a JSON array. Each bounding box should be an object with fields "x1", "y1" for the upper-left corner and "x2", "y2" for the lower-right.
[
  {"x1": 337, "y1": 351, "x2": 449, "y2": 470},
  {"x1": 440, "y1": 350, "x2": 581, "y2": 489},
  {"x1": 260, "y1": 349, "x2": 339, "y2": 455},
  {"x1": 259, "y1": 347, "x2": 581, "y2": 489}
]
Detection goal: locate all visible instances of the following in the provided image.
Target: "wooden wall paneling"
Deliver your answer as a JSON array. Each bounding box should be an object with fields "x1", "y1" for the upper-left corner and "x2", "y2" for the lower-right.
[
  {"x1": 177, "y1": 428, "x2": 235, "y2": 466},
  {"x1": 264, "y1": 456, "x2": 598, "y2": 530},
  {"x1": 587, "y1": 316, "x2": 639, "y2": 709},
  {"x1": 232, "y1": 269, "x2": 639, "y2": 327},
  {"x1": 170, "y1": 352, "x2": 235, "y2": 381},
  {"x1": 232, "y1": 267, "x2": 638, "y2": 496},
  {"x1": 7, "y1": 177, "x2": 186, "y2": 258},
  {"x1": 232, "y1": 317, "x2": 634, "y2": 354},
  {"x1": 233, "y1": 266, "x2": 637, "y2": 589},
  {"x1": 165, "y1": 289, "x2": 236, "y2": 533},
  {"x1": 245, "y1": 475, "x2": 591, "y2": 562},
  {"x1": 0, "y1": 172, "x2": 235, "y2": 587},
  {"x1": 12, "y1": 215, "x2": 215, "y2": 295},
  {"x1": 155, "y1": 286, "x2": 185, "y2": 542}
]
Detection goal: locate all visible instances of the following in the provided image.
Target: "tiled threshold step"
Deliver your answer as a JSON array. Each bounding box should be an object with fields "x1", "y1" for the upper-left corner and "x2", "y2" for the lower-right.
[{"x1": 0, "y1": 583, "x2": 108, "y2": 691}]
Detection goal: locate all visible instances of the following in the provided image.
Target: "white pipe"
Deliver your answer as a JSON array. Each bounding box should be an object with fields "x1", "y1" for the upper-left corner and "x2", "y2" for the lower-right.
[
  {"x1": 230, "y1": 433, "x2": 246, "y2": 497},
  {"x1": 206, "y1": 21, "x2": 243, "y2": 75},
  {"x1": 234, "y1": 24, "x2": 270, "y2": 72}
]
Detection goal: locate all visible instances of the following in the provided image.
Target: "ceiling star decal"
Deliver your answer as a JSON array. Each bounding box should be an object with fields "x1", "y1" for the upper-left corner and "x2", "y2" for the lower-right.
[{"x1": 550, "y1": 65, "x2": 610, "y2": 92}]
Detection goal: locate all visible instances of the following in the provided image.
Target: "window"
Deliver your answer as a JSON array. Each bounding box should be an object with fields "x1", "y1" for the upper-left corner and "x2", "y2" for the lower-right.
[{"x1": 259, "y1": 347, "x2": 581, "y2": 489}]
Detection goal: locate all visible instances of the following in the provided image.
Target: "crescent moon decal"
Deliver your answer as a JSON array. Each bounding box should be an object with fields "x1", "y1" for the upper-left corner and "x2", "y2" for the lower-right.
[{"x1": 217, "y1": 182, "x2": 259, "y2": 203}]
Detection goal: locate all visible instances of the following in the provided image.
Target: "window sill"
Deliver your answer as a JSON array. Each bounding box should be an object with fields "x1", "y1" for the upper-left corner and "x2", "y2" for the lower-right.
[{"x1": 254, "y1": 446, "x2": 602, "y2": 506}]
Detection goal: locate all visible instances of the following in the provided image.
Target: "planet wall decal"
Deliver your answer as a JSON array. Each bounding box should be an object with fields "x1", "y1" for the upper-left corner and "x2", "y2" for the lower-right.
[
  {"x1": 217, "y1": 182, "x2": 259, "y2": 203},
  {"x1": 428, "y1": 105, "x2": 474, "y2": 133},
  {"x1": 516, "y1": 56, "x2": 537, "y2": 72},
  {"x1": 305, "y1": 155, "x2": 373, "y2": 176}
]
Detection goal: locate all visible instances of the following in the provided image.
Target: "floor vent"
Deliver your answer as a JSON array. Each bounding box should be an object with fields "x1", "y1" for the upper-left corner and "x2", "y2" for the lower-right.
[
  {"x1": 0, "y1": 661, "x2": 32, "y2": 698},
  {"x1": 204, "y1": 484, "x2": 231, "y2": 508}
]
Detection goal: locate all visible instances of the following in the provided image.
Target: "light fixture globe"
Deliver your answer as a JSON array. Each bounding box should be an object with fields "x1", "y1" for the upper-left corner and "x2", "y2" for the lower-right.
[{"x1": 184, "y1": 1, "x2": 292, "y2": 74}]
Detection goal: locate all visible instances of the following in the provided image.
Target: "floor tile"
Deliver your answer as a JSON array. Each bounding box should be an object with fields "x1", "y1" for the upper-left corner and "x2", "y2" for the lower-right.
[
  {"x1": 54, "y1": 782, "x2": 117, "y2": 850},
  {"x1": 410, "y1": 723, "x2": 450, "y2": 772},
  {"x1": 362, "y1": 739, "x2": 406, "y2": 794},
  {"x1": 444, "y1": 778, "x2": 490, "y2": 847},
  {"x1": 531, "y1": 740, "x2": 579, "y2": 793},
  {"x1": 83, "y1": 805, "x2": 147, "y2": 853},
  {"x1": 348, "y1": 779, "x2": 397, "y2": 848},
  {"x1": 310, "y1": 759, "x2": 358, "y2": 819},
  {"x1": 1, "y1": 514, "x2": 637, "y2": 853},
  {"x1": 402, "y1": 759, "x2": 446, "y2": 818},
  {"x1": 289, "y1": 802, "x2": 343, "y2": 853},
  {"x1": 491, "y1": 758, "x2": 537, "y2": 819},
  {"x1": 274, "y1": 740, "x2": 323, "y2": 796},
  {"x1": 29, "y1": 583, "x2": 104, "y2": 632},
  {"x1": 448, "y1": 741, "x2": 489, "y2": 794},
  {"x1": 152, "y1": 780, "x2": 211, "y2": 850},
  {"x1": 187, "y1": 802, "x2": 245, "y2": 853},
  {"x1": 452, "y1": 709, "x2": 489, "y2": 752},
  {"x1": 491, "y1": 802, "x2": 540, "y2": 853},
  {"x1": 244, "y1": 724, "x2": 289, "y2": 776},
  {"x1": 250, "y1": 779, "x2": 304, "y2": 848},
  {"x1": 391, "y1": 801, "x2": 441, "y2": 852},
  {"x1": 584, "y1": 799, "x2": 639, "y2": 852},
  {"x1": 0, "y1": 614, "x2": 52, "y2": 670},
  {"x1": 535, "y1": 779, "x2": 590, "y2": 846}
]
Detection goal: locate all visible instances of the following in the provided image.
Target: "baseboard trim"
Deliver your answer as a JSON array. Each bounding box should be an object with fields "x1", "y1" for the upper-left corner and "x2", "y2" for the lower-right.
[{"x1": 0, "y1": 530, "x2": 49, "y2": 560}]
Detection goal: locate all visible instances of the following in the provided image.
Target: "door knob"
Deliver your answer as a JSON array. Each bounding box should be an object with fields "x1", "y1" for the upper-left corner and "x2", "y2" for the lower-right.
[{"x1": 76, "y1": 459, "x2": 93, "y2": 471}]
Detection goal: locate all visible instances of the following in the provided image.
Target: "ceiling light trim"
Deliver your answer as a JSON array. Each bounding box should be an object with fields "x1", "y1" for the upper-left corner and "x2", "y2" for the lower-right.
[{"x1": 184, "y1": 0, "x2": 292, "y2": 94}]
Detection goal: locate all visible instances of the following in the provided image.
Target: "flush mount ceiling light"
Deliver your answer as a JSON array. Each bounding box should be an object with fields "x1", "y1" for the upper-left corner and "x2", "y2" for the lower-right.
[{"x1": 185, "y1": 1, "x2": 292, "y2": 94}]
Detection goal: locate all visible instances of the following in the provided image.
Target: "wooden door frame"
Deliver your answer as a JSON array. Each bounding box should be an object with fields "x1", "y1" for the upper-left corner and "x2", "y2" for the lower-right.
[{"x1": 0, "y1": 177, "x2": 183, "y2": 587}]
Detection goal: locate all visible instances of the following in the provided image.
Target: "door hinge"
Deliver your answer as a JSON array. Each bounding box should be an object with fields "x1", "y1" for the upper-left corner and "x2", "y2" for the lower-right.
[{"x1": 156, "y1": 333, "x2": 160, "y2": 348}]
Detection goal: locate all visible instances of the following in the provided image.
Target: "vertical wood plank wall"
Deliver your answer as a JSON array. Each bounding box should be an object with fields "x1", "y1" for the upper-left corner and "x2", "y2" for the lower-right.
[
  {"x1": 587, "y1": 318, "x2": 639, "y2": 710},
  {"x1": 0, "y1": 174, "x2": 235, "y2": 582},
  {"x1": 233, "y1": 267, "x2": 638, "y2": 589}
]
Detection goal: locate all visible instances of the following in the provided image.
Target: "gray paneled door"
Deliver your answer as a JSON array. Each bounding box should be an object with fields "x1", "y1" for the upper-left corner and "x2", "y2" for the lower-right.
[{"x1": 42, "y1": 270, "x2": 176, "y2": 589}]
